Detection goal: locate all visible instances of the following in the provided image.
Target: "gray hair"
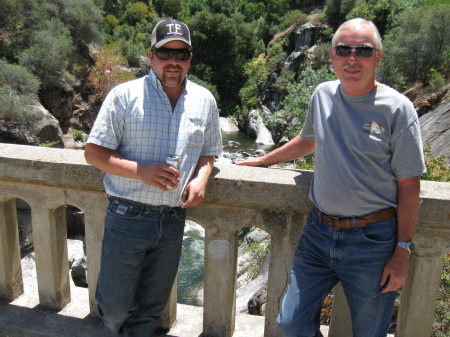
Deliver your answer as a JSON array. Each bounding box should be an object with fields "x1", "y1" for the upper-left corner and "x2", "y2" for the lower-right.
[{"x1": 332, "y1": 18, "x2": 383, "y2": 50}]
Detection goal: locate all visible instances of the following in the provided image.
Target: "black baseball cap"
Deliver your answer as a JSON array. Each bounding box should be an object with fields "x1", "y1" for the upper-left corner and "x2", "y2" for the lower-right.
[{"x1": 151, "y1": 19, "x2": 192, "y2": 49}]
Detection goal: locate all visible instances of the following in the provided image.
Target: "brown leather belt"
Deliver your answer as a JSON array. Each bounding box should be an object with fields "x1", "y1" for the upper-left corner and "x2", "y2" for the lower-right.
[{"x1": 313, "y1": 207, "x2": 396, "y2": 229}]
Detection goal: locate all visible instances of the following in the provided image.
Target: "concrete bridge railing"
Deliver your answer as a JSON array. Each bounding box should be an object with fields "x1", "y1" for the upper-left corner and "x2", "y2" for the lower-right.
[{"x1": 0, "y1": 144, "x2": 449, "y2": 337}]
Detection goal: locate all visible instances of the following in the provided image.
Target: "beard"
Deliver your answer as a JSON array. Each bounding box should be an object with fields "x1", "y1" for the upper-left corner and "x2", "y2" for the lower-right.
[{"x1": 162, "y1": 64, "x2": 185, "y2": 86}]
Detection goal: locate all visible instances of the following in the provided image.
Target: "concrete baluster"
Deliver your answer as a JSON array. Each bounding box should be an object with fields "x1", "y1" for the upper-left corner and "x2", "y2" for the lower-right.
[
  {"x1": 0, "y1": 198, "x2": 23, "y2": 301},
  {"x1": 396, "y1": 230, "x2": 450, "y2": 337},
  {"x1": 261, "y1": 210, "x2": 305, "y2": 337},
  {"x1": 78, "y1": 192, "x2": 108, "y2": 313},
  {"x1": 328, "y1": 282, "x2": 352, "y2": 337},
  {"x1": 203, "y1": 225, "x2": 238, "y2": 337},
  {"x1": 160, "y1": 278, "x2": 178, "y2": 330},
  {"x1": 31, "y1": 203, "x2": 70, "y2": 309}
]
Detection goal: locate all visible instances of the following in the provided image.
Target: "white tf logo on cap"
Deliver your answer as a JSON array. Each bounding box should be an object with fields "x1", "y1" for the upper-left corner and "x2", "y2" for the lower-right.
[{"x1": 166, "y1": 23, "x2": 183, "y2": 36}]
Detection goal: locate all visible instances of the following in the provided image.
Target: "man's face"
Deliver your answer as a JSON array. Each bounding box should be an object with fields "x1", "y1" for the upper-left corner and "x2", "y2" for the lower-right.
[
  {"x1": 330, "y1": 24, "x2": 382, "y2": 96},
  {"x1": 149, "y1": 40, "x2": 192, "y2": 89}
]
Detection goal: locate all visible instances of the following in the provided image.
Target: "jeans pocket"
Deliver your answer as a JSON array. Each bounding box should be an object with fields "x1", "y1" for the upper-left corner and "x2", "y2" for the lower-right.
[{"x1": 359, "y1": 218, "x2": 397, "y2": 244}]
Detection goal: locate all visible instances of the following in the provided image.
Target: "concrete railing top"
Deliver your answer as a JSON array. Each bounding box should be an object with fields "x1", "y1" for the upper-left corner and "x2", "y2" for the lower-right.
[{"x1": 1, "y1": 143, "x2": 449, "y2": 223}]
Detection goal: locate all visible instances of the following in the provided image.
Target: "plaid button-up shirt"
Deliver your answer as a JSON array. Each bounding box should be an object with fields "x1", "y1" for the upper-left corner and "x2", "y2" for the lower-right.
[{"x1": 87, "y1": 70, "x2": 222, "y2": 206}]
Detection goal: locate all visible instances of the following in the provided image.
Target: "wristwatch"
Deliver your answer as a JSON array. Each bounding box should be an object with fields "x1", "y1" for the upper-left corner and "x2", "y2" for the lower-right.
[{"x1": 397, "y1": 241, "x2": 415, "y2": 253}]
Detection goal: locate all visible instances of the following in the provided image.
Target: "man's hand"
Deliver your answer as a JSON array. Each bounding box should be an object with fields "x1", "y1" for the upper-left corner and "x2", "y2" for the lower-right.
[
  {"x1": 180, "y1": 155, "x2": 214, "y2": 208},
  {"x1": 235, "y1": 156, "x2": 268, "y2": 167},
  {"x1": 380, "y1": 247, "x2": 411, "y2": 293},
  {"x1": 137, "y1": 163, "x2": 180, "y2": 191},
  {"x1": 181, "y1": 176, "x2": 207, "y2": 208}
]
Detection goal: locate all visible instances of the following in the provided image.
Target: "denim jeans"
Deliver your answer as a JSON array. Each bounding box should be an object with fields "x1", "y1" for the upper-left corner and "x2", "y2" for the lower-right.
[
  {"x1": 277, "y1": 208, "x2": 397, "y2": 337},
  {"x1": 95, "y1": 196, "x2": 186, "y2": 337}
]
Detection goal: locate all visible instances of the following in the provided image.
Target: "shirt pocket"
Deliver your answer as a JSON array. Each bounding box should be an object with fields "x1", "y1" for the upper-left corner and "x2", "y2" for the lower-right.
[{"x1": 186, "y1": 118, "x2": 205, "y2": 147}]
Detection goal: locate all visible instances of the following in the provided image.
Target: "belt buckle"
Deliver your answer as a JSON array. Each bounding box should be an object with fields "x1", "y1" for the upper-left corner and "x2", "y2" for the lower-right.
[{"x1": 328, "y1": 216, "x2": 342, "y2": 229}]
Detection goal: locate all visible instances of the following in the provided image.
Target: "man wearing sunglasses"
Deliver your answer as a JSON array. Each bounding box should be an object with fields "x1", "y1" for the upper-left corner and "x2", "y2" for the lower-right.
[
  {"x1": 237, "y1": 18, "x2": 426, "y2": 337},
  {"x1": 85, "y1": 19, "x2": 222, "y2": 337}
]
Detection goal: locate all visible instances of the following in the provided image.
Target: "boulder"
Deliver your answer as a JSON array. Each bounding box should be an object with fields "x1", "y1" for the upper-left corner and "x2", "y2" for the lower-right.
[
  {"x1": 247, "y1": 110, "x2": 275, "y2": 145},
  {"x1": 30, "y1": 103, "x2": 65, "y2": 148},
  {"x1": 68, "y1": 236, "x2": 88, "y2": 288}
]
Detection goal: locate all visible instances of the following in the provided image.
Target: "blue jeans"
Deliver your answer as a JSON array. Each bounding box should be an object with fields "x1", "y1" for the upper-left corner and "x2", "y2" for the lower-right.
[
  {"x1": 277, "y1": 209, "x2": 397, "y2": 337},
  {"x1": 95, "y1": 197, "x2": 186, "y2": 337}
]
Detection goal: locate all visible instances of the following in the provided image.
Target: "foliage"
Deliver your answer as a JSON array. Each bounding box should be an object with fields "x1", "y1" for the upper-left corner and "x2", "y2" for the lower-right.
[
  {"x1": 0, "y1": 60, "x2": 40, "y2": 125},
  {"x1": 421, "y1": 148, "x2": 450, "y2": 182},
  {"x1": 18, "y1": 20, "x2": 74, "y2": 88},
  {"x1": 189, "y1": 9, "x2": 260, "y2": 111},
  {"x1": 54, "y1": 0, "x2": 104, "y2": 44},
  {"x1": 1, "y1": 0, "x2": 103, "y2": 91},
  {"x1": 295, "y1": 153, "x2": 315, "y2": 170},
  {"x1": 73, "y1": 129, "x2": 88, "y2": 142},
  {"x1": 188, "y1": 74, "x2": 220, "y2": 103},
  {"x1": 379, "y1": 4, "x2": 450, "y2": 87},
  {"x1": 39, "y1": 140, "x2": 61, "y2": 147},
  {"x1": 0, "y1": 86, "x2": 36, "y2": 126},
  {"x1": 239, "y1": 54, "x2": 269, "y2": 108},
  {"x1": 269, "y1": 66, "x2": 336, "y2": 139},
  {"x1": 124, "y1": 2, "x2": 154, "y2": 25},
  {"x1": 428, "y1": 69, "x2": 446, "y2": 91},
  {"x1": 324, "y1": 0, "x2": 357, "y2": 31},
  {"x1": 0, "y1": 60, "x2": 40, "y2": 95},
  {"x1": 244, "y1": 239, "x2": 271, "y2": 281},
  {"x1": 87, "y1": 44, "x2": 136, "y2": 104}
]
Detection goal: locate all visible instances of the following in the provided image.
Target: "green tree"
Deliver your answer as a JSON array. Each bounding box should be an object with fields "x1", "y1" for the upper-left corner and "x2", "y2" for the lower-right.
[
  {"x1": 239, "y1": 53, "x2": 269, "y2": 108},
  {"x1": 53, "y1": 0, "x2": 104, "y2": 44},
  {"x1": 189, "y1": 10, "x2": 246, "y2": 110},
  {"x1": 124, "y1": 1, "x2": 153, "y2": 24},
  {"x1": 103, "y1": 0, "x2": 129, "y2": 17},
  {"x1": 324, "y1": 0, "x2": 356, "y2": 31},
  {"x1": 18, "y1": 20, "x2": 74, "y2": 88},
  {"x1": 153, "y1": 0, "x2": 184, "y2": 18},
  {"x1": 380, "y1": 4, "x2": 450, "y2": 86}
]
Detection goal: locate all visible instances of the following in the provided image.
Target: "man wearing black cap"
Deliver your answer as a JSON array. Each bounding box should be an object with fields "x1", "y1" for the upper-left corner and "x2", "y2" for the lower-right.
[{"x1": 85, "y1": 19, "x2": 222, "y2": 336}]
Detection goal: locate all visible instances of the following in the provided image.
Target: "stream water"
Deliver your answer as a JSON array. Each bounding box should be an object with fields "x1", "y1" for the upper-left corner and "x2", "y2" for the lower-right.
[{"x1": 177, "y1": 126, "x2": 276, "y2": 305}]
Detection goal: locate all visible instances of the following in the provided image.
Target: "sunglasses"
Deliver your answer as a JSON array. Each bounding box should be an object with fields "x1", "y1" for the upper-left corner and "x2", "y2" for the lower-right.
[
  {"x1": 334, "y1": 45, "x2": 378, "y2": 58},
  {"x1": 153, "y1": 48, "x2": 191, "y2": 61}
]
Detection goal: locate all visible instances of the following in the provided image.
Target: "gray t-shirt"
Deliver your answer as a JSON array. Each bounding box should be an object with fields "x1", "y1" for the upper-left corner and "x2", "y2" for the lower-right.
[{"x1": 301, "y1": 80, "x2": 426, "y2": 217}]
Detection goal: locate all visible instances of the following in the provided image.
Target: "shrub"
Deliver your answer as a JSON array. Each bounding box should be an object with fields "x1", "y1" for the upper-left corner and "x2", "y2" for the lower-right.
[
  {"x1": 18, "y1": 21, "x2": 74, "y2": 88},
  {"x1": 0, "y1": 60, "x2": 40, "y2": 95},
  {"x1": 0, "y1": 86, "x2": 36, "y2": 127},
  {"x1": 421, "y1": 149, "x2": 450, "y2": 182},
  {"x1": 88, "y1": 44, "x2": 136, "y2": 105}
]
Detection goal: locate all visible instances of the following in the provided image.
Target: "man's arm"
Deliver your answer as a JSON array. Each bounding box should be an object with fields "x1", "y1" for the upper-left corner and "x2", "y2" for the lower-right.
[
  {"x1": 236, "y1": 135, "x2": 315, "y2": 167},
  {"x1": 380, "y1": 175, "x2": 421, "y2": 293},
  {"x1": 84, "y1": 143, "x2": 180, "y2": 191},
  {"x1": 181, "y1": 155, "x2": 215, "y2": 208}
]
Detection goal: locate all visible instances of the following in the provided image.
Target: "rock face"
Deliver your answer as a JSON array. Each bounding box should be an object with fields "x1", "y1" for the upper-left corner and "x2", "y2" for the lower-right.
[
  {"x1": 262, "y1": 21, "x2": 325, "y2": 113},
  {"x1": 419, "y1": 98, "x2": 450, "y2": 165}
]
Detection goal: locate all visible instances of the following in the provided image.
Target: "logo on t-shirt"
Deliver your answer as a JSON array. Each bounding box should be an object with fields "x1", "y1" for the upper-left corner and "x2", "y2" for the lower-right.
[{"x1": 362, "y1": 121, "x2": 385, "y2": 139}]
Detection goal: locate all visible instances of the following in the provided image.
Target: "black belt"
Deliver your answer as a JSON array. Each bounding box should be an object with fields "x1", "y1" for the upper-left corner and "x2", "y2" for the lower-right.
[{"x1": 108, "y1": 196, "x2": 182, "y2": 215}]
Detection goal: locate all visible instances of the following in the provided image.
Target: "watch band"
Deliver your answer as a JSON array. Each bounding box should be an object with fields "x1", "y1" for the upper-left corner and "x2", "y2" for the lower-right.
[{"x1": 397, "y1": 241, "x2": 415, "y2": 253}]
